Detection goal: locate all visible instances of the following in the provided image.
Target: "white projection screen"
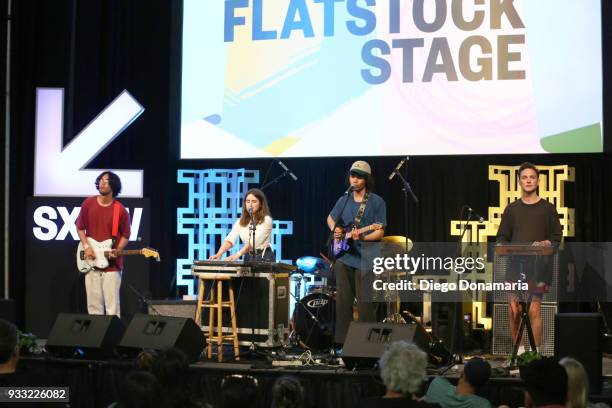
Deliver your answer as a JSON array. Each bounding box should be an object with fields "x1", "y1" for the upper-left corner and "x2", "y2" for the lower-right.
[{"x1": 180, "y1": 0, "x2": 603, "y2": 158}]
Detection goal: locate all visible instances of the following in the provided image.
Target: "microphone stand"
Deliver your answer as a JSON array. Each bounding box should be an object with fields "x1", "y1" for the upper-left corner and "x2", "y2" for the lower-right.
[
  {"x1": 439, "y1": 206, "x2": 473, "y2": 372},
  {"x1": 248, "y1": 208, "x2": 257, "y2": 260},
  {"x1": 326, "y1": 186, "x2": 353, "y2": 350},
  {"x1": 127, "y1": 283, "x2": 162, "y2": 315},
  {"x1": 389, "y1": 165, "x2": 418, "y2": 254},
  {"x1": 388, "y1": 163, "x2": 419, "y2": 323},
  {"x1": 260, "y1": 171, "x2": 292, "y2": 191}
]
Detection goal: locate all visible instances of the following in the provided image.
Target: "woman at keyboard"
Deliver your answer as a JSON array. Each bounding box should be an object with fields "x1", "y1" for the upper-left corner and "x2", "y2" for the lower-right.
[{"x1": 209, "y1": 188, "x2": 274, "y2": 262}]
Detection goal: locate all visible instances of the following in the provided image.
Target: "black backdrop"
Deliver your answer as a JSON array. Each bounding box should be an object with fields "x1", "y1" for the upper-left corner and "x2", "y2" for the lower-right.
[{"x1": 3, "y1": 0, "x2": 612, "y2": 328}]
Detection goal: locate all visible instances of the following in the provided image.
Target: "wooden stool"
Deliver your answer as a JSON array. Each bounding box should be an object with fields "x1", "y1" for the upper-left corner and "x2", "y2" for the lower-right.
[{"x1": 194, "y1": 274, "x2": 239, "y2": 362}]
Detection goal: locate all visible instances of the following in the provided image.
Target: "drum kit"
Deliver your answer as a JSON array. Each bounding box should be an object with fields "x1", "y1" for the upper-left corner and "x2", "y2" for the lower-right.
[
  {"x1": 290, "y1": 236, "x2": 415, "y2": 351},
  {"x1": 290, "y1": 256, "x2": 336, "y2": 350}
]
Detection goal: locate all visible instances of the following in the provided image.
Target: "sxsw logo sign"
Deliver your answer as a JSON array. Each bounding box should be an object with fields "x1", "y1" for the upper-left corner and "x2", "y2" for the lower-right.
[{"x1": 32, "y1": 88, "x2": 145, "y2": 241}]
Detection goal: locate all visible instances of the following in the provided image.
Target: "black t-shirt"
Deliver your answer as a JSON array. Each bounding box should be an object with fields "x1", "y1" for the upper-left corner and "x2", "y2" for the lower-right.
[
  {"x1": 496, "y1": 198, "x2": 563, "y2": 285},
  {"x1": 496, "y1": 198, "x2": 563, "y2": 243}
]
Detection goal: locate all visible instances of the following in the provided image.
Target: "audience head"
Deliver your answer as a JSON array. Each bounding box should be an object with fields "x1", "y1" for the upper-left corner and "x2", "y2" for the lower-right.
[
  {"x1": 378, "y1": 340, "x2": 427, "y2": 396},
  {"x1": 117, "y1": 370, "x2": 166, "y2": 408},
  {"x1": 219, "y1": 374, "x2": 260, "y2": 408},
  {"x1": 560, "y1": 357, "x2": 589, "y2": 408},
  {"x1": 461, "y1": 357, "x2": 492, "y2": 391},
  {"x1": 135, "y1": 349, "x2": 158, "y2": 372},
  {"x1": 0, "y1": 319, "x2": 19, "y2": 370},
  {"x1": 271, "y1": 375, "x2": 304, "y2": 408},
  {"x1": 152, "y1": 348, "x2": 189, "y2": 385},
  {"x1": 523, "y1": 357, "x2": 567, "y2": 408},
  {"x1": 151, "y1": 348, "x2": 195, "y2": 408}
]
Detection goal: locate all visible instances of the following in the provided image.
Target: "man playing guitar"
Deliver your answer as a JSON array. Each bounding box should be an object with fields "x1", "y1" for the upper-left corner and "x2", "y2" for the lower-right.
[
  {"x1": 327, "y1": 161, "x2": 386, "y2": 345},
  {"x1": 76, "y1": 171, "x2": 131, "y2": 317}
]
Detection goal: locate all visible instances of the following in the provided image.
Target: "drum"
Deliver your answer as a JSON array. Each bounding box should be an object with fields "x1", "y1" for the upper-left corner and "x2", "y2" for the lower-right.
[{"x1": 293, "y1": 292, "x2": 335, "y2": 350}]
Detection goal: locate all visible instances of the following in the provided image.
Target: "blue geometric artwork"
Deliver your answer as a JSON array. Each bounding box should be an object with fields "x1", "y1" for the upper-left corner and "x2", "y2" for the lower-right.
[{"x1": 176, "y1": 168, "x2": 293, "y2": 296}]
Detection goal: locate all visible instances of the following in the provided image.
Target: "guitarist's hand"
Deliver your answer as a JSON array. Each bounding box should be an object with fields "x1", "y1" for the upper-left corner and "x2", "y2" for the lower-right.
[
  {"x1": 84, "y1": 247, "x2": 95, "y2": 260},
  {"x1": 350, "y1": 228, "x2": 360, "y2": 241},
  {"x1": 108, "y1": 249, "x2": 118, "y2": 260}
]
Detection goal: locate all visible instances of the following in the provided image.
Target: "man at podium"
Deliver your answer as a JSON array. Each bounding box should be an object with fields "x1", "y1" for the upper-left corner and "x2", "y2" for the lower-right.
[{"x1": 496, "y1": 162, "x2": 563, "y2": 353}]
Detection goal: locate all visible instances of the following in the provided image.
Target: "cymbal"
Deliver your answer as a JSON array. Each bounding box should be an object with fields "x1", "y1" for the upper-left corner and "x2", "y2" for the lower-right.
[
  {"x1": 383, "y1": 236, "x2": 413, "y2": 251},
  {"x1": 296, "y1": 256, "x2": 327, "y2": 273}
]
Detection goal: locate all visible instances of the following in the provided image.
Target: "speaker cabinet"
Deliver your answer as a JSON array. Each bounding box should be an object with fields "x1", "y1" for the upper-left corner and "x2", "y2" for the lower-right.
[
  {"x1": 555, "y1": 313, "x2": 602, "y2": 394},
  {"x1": 46, "y1": 313, "x2": 125, "y2": 358},
  {"x1": 492, "y1": 303, "x2": 557, "y2": 356},
  {"x1": 342, "y1": 322, "x2": 429, "y2": 370},
  {"x1": 119, "y1": 314, "x2": 203, "y2": 362}
]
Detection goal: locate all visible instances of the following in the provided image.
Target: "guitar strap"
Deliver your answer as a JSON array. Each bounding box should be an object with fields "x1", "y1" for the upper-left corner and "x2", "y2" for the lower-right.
[
  {"x1": 111, "y1": 201, "x2": 120, "y2": 244},
  {"x1": 353, "y1": 192, "x2": 370, "y2": 227}
]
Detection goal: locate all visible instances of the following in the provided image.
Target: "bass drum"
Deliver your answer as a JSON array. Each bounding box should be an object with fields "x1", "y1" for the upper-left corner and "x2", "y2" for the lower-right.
[{"x1": 293, "y1": 292, "x2": 335, "y2": 350}]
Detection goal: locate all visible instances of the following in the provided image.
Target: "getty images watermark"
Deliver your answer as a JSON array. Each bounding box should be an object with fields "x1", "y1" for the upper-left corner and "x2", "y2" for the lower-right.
[{"x1": 370, "y1": 253, "x2": 528, "y2": 293}]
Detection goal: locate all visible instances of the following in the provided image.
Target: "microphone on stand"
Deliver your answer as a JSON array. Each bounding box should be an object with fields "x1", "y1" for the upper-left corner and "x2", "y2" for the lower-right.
[
  {"x1": 277, "y1": 160, "x2": 298, "y2": 181},
  {"x1": 389, "y1": 156, "x2": 408, "y2": 181},
  {"x1": 466, "y1": 207, "x2": 485, "y2": 222}
]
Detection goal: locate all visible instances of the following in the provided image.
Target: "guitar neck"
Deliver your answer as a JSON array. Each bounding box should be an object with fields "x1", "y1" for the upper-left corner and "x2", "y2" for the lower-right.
[
  {"x1": 344, "y1": 224, "x2": 378, "y2": 238},
  {"x1": 104, "y1": 249, "x2": 142, "y2": 256}
]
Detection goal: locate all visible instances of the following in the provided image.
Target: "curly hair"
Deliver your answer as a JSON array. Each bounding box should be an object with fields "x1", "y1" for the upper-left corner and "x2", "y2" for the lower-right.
[
  {"x1": 95, "y1": 171, "x2": 122, "y2": 197},
  {"x1": 378, "y1": 341, "x2": 427, "y2": 395}
]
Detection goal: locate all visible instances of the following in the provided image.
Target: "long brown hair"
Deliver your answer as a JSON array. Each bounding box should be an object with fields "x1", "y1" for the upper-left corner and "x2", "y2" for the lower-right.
[{"x1": 239, "y1": 188, "x2": 271, "y2": 227}]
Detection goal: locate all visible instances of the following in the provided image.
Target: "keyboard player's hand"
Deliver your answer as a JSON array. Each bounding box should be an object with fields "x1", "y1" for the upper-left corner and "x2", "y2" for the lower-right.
[{"x1": 225, "y1": 254, "x2": 240, "y2": 262}]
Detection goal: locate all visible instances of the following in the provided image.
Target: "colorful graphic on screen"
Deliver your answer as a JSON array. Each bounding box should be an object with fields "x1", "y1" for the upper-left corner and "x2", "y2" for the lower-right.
[{"x1": 181, "y1": 0, "x2": 603, "y2": 158}]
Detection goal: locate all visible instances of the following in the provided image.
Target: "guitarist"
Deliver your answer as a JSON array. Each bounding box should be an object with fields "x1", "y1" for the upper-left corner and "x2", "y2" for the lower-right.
[
  {"x1": 327, "y1": 161, "x2": 386, "y2": 345},
  {"x1": 76, "y1": 171, "x2": 131, "y2": 317}
]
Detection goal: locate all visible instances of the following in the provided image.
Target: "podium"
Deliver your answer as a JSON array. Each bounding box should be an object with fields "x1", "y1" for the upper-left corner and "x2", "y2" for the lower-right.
[{"x1": 495, "y1": 244, "x2": 555, "y2": 364}]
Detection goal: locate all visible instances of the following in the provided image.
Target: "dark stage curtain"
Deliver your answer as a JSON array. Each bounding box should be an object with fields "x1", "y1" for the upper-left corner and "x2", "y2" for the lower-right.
[{"x1": 6, "y1": 0, "x2": 612, "y2": 330}]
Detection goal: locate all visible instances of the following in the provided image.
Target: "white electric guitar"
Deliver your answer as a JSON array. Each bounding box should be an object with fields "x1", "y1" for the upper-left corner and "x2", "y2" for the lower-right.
[{"x1": 76, "y1": 238, "x2": 160, "y2": 273}]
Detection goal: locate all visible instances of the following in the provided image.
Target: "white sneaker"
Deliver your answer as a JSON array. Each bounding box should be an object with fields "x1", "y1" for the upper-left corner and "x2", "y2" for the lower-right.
[{"x1": 517, "y1": 345, "x2": 526, "y2": 355}]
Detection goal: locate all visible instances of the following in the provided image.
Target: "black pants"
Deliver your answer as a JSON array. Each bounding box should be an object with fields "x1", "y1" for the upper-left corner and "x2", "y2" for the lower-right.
[{"x1": 333, "y1": 260, "x2": 377, "y2": 344}]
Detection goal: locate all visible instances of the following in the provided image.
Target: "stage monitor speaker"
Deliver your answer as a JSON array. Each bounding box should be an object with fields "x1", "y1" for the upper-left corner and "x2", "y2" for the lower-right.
[
  {"x1": 46, "y1": 313, "x2": 125, "y2": 359},
  {"x1": 119, "y1": 314, "x2": 203, "y2": 362},
  {"x1": 555, "y1": 313, "x2": 602, "y2": 394},
  {"x1": 342, "y1": 322, "x2": 429, "y2": 370}
]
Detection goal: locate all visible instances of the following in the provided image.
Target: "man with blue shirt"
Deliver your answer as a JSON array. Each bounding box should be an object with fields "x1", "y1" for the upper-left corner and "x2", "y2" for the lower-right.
[
  {"x1": 425, "y1": 357, "x2": 493, "y2": 408},
  {"x1": 327, "y1": 160, "x2": 386, "y2": 344}
]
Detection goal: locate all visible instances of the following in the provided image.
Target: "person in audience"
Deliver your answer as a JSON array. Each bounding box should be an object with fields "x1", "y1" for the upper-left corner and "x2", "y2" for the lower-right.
[
  {"x1": 522, "y1": 357, "x2": 567, "y2": 408},
  {"x1": 135, "y1": 349, "x2": 158, "y2": 372},
  {"x1": 560, "y1": 357, "x2": 611, "y2": 408},
  {"x1": 425, "y1": 357, "x2": 492, "y2": 408},
  {"x1": 152, "y1": 348, "x2": 204, "y2": 408},
  {"x1": 111, "y1": 370, "x2": 166, "y2": 408},
  {"x1": 354, "y1": 341, "x2": 440, "y2": 408},
  {"x1": 219, "y1": 374, "x2": 260, "y2": 408},
  {"x1": 271, "y1": 375, "x2": 304, "y2": 408},
  {"x1": 561, "y1": 357, "x2": 589, "y2": 408},
  {"x1": 0, "y1": 319, "x2": 19, "y2": 379}
]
